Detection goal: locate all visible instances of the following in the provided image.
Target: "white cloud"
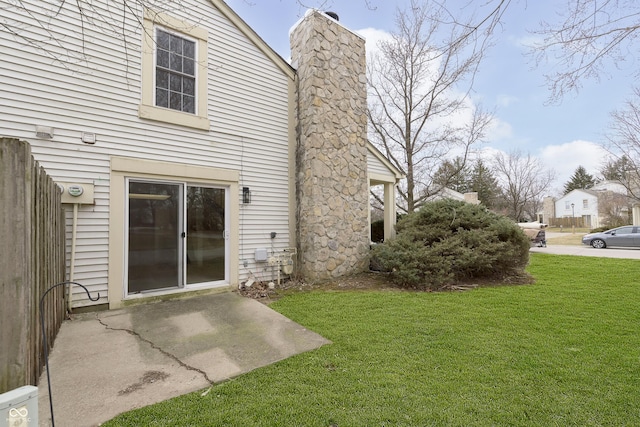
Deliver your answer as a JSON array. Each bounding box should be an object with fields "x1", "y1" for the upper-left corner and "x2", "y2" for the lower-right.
[
  {"x1": 496, "y1": 94, "x2": 518, "y2": 107},
  {"x1": 510, "y1": 34, "x2": 543, "y2": 50},
  {"x1": 486, "y1": 117, "x2": 513, "y2": 142},
  {"x1": 477, "y1": 141, "x2": 609, "y2": 197},
  {"x1": 539, "y1": 140, "x2": 610, "y2": 193},
  {"x1": 356, "y1": 27, "x2": 392, "y2": 58},
  {"x1": 477, "y1": 146, "x2": 505, "y2": 163}
]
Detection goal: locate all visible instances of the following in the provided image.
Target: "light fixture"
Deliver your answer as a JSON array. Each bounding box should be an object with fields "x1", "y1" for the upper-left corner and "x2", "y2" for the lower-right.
[
  {"x1": 35, "y1": 125, "x2": 54, "y2": 139},
  {"x1": 81, "y1": 132, "x2": 96, "y2": 144},
  {"x1": 242, "y1": 187, "x2": 251, "y2": 204}
]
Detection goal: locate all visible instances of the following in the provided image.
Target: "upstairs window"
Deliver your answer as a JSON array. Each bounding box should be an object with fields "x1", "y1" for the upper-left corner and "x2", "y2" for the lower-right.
[
  {"x1": 582, "y1": 199, "x2": 588, "y2": 209},
  {"x1": 139, "y1": 10, "x2": 209, "y2": 130},
  {"x1": 155, "y1": 29, "x2": 196, "y2": 114}
]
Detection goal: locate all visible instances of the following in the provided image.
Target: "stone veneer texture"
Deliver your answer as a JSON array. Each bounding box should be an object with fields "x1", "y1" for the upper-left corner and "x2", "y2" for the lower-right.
[{"x1": 290, "y1": 10, "x2": 370, "y2": 280}]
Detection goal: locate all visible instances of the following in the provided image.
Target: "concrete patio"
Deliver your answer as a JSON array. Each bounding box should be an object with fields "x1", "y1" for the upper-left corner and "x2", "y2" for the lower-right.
[{"x1": 38, "y1": 291, "x2": 330, "y2": 426}]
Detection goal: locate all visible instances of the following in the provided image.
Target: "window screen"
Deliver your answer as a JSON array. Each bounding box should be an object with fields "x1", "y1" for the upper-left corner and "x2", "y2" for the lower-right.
[{"x1": 155, "y1": 29, "x2": 196, "y2": 114}]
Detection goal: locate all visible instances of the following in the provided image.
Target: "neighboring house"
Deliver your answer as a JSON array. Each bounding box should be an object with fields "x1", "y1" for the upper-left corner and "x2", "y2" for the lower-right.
[
  {"x1": 542, "y1": 182, "x2": 631, "y2": 228},
  {"x1": 591, "y1": 180, "x2": 627, "y2": 194},
  {"x1": 425, "y1": 188, "x2": 481, "y2": 205},
  {"x1": 557, "y1": 189, "x2": 599, "y2": 227},
  {"x1": 0, "y1": 1, "x2": 402, "y2": 309}
]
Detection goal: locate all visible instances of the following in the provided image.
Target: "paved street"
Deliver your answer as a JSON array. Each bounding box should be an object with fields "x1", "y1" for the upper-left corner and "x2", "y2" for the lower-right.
[{"x1": 531, "y1": 243, "x2": 640, "y2": 259}]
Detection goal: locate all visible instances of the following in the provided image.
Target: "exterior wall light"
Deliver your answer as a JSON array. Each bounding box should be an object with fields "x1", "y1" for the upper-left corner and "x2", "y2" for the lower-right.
[
  {"x1": 242, "y1": 186, "x2": 251, "y2": 204},
  {"x1": 35, "y1": 126, "x2": 54, "y2": 139}
]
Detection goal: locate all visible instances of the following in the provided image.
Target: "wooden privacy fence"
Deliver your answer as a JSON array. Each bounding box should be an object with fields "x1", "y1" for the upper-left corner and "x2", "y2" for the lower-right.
[
  {"x1": 0, "y1": 138, "x2": 66, "y2": 393},
  {"x1": 548, "y1": 217, "x2": 586, "y2": 228}
]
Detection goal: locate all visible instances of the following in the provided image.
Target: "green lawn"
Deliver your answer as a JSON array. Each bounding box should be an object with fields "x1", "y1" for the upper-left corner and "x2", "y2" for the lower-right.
[{"x1": 106, "y1": 254, "x2": 640, "y2": 426}]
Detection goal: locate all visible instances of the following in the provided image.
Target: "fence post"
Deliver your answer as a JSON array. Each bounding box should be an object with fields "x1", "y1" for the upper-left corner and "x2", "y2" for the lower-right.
[{"x1": 0, "y1": 139, "x2": 33, "y2": 392}]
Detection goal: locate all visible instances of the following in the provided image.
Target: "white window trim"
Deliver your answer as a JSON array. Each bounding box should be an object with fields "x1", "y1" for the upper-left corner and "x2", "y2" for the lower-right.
[
  {"x1": 108, "y1": 157, "x2": 240, "y2": 309},
  {"x1": 139, "y1": 9, "x2": 210, "y2": 130},
  {"x1": 123, "y1": 178, "x2": 231, "y2": 299}
]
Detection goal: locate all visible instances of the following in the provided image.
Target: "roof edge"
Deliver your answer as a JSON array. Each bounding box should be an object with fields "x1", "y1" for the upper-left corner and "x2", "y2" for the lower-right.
[
  {"x1": 367, "y1": 142, "x2": 404, "y2": 181},
  {"x1": 211, "y1": 0, "x2": 296, "y2": 80}
]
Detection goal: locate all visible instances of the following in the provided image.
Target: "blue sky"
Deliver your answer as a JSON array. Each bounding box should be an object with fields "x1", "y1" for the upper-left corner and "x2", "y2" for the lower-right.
[{"x1": 226, "y1": 0, "x2": 633, "y2": 195}]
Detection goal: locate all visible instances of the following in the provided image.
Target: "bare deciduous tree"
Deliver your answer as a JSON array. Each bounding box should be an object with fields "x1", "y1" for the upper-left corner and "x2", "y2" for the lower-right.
[
  {"x1": 5, "y1": 1, "x2": 113, "y2": 61},
  {"x1": 0, "y1": 0, "x2": 198, "y2": 73},
  {"x1": 3, "y1": 0, "x2": 379, "y2": 67},
  {"x1": 492, "y1": 150, "x2": 555, "y2": 221},
  {"x1": 530, "y1": 0, "x2": 640, "y2": 102},
  {"x1": 367, "y1": 0, "x2": 494, "y2": 214},
  {"x1": 598, "y1": 190, "x2": 632, "y2": 228},
  {"x1": 605, "y1": 87, "x2": 640, "y2": 201},
  {"x1": 289, "y1": 0, "x2": 378, "y2": 10}
]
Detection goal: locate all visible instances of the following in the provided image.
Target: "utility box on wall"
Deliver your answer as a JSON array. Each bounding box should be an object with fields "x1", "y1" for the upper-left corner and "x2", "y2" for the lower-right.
[
  {"x1": 0, "y1": 385, "x2": 38, "y2": 426},
  {"x1": 254, "y1": 248, "x2": 268, "y2": 262},
  {"x1": 58, "y1": 182, "x2": 95, "y2": 204}
]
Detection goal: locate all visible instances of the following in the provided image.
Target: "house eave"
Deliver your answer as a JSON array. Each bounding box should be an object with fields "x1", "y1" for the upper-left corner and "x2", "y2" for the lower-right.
[
  {"x1": 367, "y1": 142, "x2": 404, "y2": 182},
  {"x1": 210, "y1": 0, "x2": 296, "y2": 81}
]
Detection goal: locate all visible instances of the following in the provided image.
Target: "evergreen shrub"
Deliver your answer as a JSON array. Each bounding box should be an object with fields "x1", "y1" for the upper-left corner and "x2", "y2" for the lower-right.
[{"x1": 371, "y1": 199, "x2": 530, "y2": 289}]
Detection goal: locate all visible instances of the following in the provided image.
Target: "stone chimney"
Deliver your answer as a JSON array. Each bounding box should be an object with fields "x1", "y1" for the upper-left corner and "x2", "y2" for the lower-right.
[
  {"x1": 290, "y1": 10, "x2": 370, "y2": 280},
  {"x1": 463, "y1": 192, "x2": 480, "y2": 205},
  {"x1": 542, "y1": 196, "x2": 556, "y2": 224}
]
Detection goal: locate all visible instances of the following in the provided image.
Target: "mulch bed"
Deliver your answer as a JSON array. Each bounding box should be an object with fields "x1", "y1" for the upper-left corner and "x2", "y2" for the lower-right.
[{"x1": 236, "y1": 270, "x2": 532, "y2": 304}]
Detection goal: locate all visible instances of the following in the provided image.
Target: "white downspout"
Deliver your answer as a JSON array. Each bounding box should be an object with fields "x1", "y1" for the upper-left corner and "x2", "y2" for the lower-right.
[
  {"x1": 68, "y1": 203, "x2": 79, "y2": 311},
  {"x1": 59, "y1": 182, "x2": 95, "y2": 311}
]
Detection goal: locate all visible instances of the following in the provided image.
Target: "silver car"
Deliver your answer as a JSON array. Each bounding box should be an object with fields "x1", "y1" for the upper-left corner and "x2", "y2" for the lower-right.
[{"x1": 582, "y1": 226, "x2": 640, "y2": 248}]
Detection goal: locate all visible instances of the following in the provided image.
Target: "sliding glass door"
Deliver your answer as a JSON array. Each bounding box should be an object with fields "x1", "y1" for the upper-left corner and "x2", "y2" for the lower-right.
[
  {"x1": 128, "y1": 181, "x2": 181, "y2": 292},
  {"x1": 127, "y1": 180, "x2": 227, "y2": 294},
  {"x1": 186, "y1": 186, "x2": 226, "y2": 284}
]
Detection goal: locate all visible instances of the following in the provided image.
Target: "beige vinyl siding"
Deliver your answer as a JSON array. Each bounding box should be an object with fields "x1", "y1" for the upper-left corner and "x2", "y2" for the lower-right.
[
  {"x1": 0, "y1": 0, "x2": 293, "y2": 307},
  {"x1": 368, "y1": 149, "x2": 398, "y2": 181}
]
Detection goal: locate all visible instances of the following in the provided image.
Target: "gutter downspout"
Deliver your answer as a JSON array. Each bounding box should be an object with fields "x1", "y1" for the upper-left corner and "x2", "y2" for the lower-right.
[{"x1": 68, "y1": 203, "x2": 79, "y2": 311}]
